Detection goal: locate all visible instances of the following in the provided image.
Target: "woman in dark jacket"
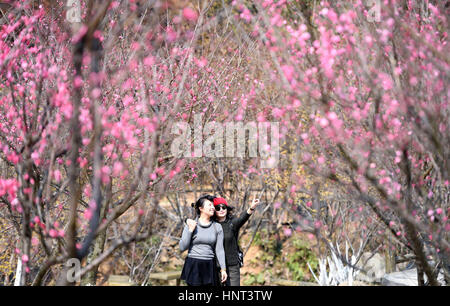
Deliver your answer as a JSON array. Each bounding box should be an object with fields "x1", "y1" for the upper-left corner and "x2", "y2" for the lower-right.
[{"x1": 188, "y1": 195, "x2": 259, "y2": 286}]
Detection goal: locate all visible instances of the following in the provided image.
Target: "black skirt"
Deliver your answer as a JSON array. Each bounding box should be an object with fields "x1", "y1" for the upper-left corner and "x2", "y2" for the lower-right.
[{"x1": 181, "y1": 257, "x2": 218, "y2": 286}]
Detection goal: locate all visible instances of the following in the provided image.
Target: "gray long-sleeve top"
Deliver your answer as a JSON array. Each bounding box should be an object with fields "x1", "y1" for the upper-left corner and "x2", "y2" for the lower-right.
[{"x1": 179, "y1": 220, "x2": 226, "y2": 270}]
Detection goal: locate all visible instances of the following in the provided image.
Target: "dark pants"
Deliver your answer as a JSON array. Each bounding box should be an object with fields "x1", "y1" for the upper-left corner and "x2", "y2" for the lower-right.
[{"x1": 224, "y1": 264, "x2": 241, "y2": 286}]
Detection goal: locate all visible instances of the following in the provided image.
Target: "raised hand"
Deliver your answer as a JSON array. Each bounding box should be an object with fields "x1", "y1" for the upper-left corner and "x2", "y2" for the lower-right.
[
  {"x1": 250, "y1": 195, "x2": 260, "y2": 210},
  {"x1": 186, "y1": 218, "x2": 197, "y2": 232}
]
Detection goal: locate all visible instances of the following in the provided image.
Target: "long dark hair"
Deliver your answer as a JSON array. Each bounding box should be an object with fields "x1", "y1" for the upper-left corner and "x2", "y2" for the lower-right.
[
  {"x1": 191, "y1": 195, "x2": 215, "y2": 216},
  {"x1": 212, "y1": 201, "x2": 234, "y2": 221},
  {"x1": 213, "y1": 208, "x2": 234, "y2": 221}
]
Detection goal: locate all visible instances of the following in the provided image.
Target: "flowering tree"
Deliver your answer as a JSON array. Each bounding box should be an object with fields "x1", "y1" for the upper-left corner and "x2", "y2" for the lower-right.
[
  {"x1": 227, "y1": 0, "x2": 449, "y2": 285},
  {"x1": 0, "y1": 0, "x2": 448, "y2": 287},
  {"x1": 0, "y1": 0, "x2": 234, "y2": 285}
]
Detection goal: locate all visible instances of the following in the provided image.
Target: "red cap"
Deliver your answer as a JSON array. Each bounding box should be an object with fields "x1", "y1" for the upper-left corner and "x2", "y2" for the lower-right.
[{"x1": 213, "y1": 197, "x2": 228, "y2": 206}]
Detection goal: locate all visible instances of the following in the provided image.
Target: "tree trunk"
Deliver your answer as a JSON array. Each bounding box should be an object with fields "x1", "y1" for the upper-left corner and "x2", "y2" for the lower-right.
[
  {"x1": 17, "y1": 208, "x2": 32, "y2": 286},
  {"x1": 416, "y1": 259, "x2": 425, "y2": 286},
  {"x1": 80, "y1": 183, "x2": 110, "y2": 286},
  {"x1": 404, "y1": 221, "x2": 439, "y2": 286},
  {"x1": 384, "y1": 248, "x2": 396, "y2": 273},
  {"x1": 13, "y1": 258, "x2": 22, "y2": 286},
  {"x1": 80, "y1": 230, "x2": 107, "y2": 286}
]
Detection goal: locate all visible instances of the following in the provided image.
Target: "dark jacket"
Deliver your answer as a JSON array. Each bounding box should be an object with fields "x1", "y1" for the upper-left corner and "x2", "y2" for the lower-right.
[{"x1": 217, "y1": 211, "x2": 251, "y2": 266}]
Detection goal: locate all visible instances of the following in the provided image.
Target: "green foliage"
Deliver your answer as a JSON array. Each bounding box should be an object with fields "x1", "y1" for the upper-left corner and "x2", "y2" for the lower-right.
[
  {"x1": 253, "y1": 229, "x2": 282, "y2": 259},
  {"x1": 243, "y1": 271, "x2": 266, "y2": 285},
  {"x1": 150, "y1": 235, "x2": 161, "y2": 245},
  {"x1": 285, "y1": 238, "x2": 318, "y2": 281},
  {"x1": 253, "y1": 231, "x2": 263, "y2": 246},
  {"x1": 250, "y1": 229, "x2": 319, "y2": 283}
]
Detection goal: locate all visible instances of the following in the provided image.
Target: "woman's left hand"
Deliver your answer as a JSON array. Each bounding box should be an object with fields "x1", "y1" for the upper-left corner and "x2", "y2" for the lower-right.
[
  {"x1": 250, "y1": 196, "x2": 260, "y2": 210},
  {"x1": 221, "y1": 270, "x2": 227, "y2": 283}
]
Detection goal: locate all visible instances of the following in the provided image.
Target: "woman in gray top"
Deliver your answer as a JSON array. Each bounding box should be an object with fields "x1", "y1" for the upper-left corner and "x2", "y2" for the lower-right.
[{"x1": 180, "y1": 195, "x2": 227, "y2": 285}]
